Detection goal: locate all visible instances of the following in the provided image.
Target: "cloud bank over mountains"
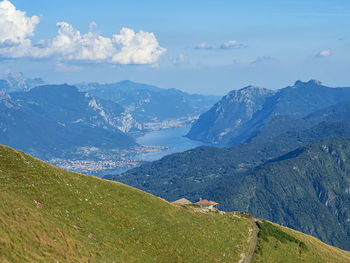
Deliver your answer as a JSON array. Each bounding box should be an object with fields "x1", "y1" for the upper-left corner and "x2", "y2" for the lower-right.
[{"x1": 0, "y1": 0, "x2": 166, "y2": 64}]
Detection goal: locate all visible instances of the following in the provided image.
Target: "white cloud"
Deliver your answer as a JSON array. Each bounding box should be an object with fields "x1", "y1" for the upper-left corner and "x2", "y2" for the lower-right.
[
  {"x1": 195, "y1": 42, "x2": 215, "y2": 50},
  {"x1": 89, "y1": 21, "x2": 97, "y2": 31},
  {"x1": 110, "y1": 27, "x2": 166, "y2": 64},
  {"x1": 250, "y1": 56, "x2": 273, "y2": 66},
  {"x1": 48, "y1": 22, "x2": 116, "y2": 61},
  {"x1": 55, "y1": 62, "x2": 82, "y2": 72},
  {"x1": 0, "y1": 0, "x2": 39, "y2": 45},
  {"x1": 170, "y1": 53, "x2": 188, "y2": 65},
  {"x1": 220, "y1": 40, "x2": 246, "y2": 49},
  {"x1": 0, "y1": 1, "x2": 166, "y2": 65},
  {"x1": 316, "y1": 49, "x2": 331, "y2": 57},
  {"x1": 195, "y1": 40, "x2": 246, "y2": 50}
]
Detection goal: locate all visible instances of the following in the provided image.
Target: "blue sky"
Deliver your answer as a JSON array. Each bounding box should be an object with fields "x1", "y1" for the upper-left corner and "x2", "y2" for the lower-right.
[{"x1": 1, "y1": 0, "x2": 350, "y2": 95}]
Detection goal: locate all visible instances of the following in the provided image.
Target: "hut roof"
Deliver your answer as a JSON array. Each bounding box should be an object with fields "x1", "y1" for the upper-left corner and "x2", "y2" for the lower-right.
[
  {"x1": 172, "y1": 198, "x2": 192, "y2": 205},
  {"x1": 194, "y1": 199, "x2": 219, "y2": 207}
]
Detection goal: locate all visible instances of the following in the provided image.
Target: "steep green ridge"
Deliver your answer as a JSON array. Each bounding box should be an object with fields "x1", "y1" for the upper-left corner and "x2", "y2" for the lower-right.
[
  {"x1": 305, "y1": 100, "x2": 350, "y2": 125},
  {"x1": 245, "y1": 115, "x2": 309, "y2": 143},
  {"x1": 1, "y1": 145, "x2": 349, "y2": 262},
  {"x1": 247, "y1": 101, "x2": 350, "y2": 143},
  {"x1": 210, "y1": 137, "x2": 350, "y2": 250},
  {"x1": 252, "y1": 221, "x2": 350, "y2": 263},
  {"x1": 0, "y1": 145, "x2": 250, "y2": 262}
]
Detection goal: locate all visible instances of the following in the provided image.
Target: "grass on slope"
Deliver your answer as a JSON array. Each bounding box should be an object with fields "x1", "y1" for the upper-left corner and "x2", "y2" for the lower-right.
[
  {"x1": 0, "y1": 145, "x2": 252, "y2": 262},
  {"x1": 1, "y1": 145, "x2": 349, "y2": 263},
  {"x1": 253, "y1": 221, "x2": 350, "y2": 263}
]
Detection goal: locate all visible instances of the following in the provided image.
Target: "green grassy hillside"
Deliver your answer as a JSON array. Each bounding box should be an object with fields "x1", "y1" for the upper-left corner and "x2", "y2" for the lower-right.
[
  {"x1": 253, "y1": 220, "x2": 350, "y2": 263},
  {"x1": 211, "y1": 137, "x2": 350, "y2": 250},
  {"x1": 0, "y1": 145, "x2": 349, "y2": 262}
]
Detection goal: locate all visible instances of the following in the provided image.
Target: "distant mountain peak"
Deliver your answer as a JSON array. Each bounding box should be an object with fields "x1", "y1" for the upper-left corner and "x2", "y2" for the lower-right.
[
  {"x1": 0, "y1": 71, "x2": 45, "y2": 92},
  {"x1": 2, "y1": 71, "x2": 44, "y2": 84},
  {"x1": 2, "y1": 71, "x2": 25, "y2": 79},
  {"x1": 242, "y1": 85, "x2": 261, "y2": 90},
  {"x1": 236, "y1": 85, "x2": 265, "y2": 92},
  {"x1": 294, "y1": 79, "x2": 322, "y2": 87},
  {"x1": 225, "y1": 85, "x2": 275, "y2": 102}
]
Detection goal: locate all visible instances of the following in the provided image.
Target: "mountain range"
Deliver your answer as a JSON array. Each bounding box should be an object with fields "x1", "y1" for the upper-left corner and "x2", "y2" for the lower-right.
[
  {"x1": 107, "y1": 94, "x2": 350, "y2": 250},
  {"x1": 0, "y1": 74, "x2": 218, "y2": 172},
  {"x1": 0, "y1": 84, "x2": 135, "y2": 160},
  {"x1": 76, "y1": 80, "x2": 219, "y2": 131},
  {"x1": 0, "y1": 72, "x2": 219, "y2": 134},
  {"x1": 187, "y1": 80, "x2": 350, "y2": 146},
  {"x1": 3, "y1": 75, "x2": 350, "y2": 252}
]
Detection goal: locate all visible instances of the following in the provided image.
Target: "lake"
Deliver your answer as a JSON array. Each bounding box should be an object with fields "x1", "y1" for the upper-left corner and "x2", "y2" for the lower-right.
[
  {"x1": 135, "y1": 126, "x2": 207, "y2": 161},
  {"x1": 99, "y1": 126, "x2": 208, "y2": 176}
]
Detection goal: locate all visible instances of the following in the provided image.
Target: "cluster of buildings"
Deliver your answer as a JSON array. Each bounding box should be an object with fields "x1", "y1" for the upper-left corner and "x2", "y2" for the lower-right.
[
  {"x1": 49, "y1": 145, "x2": 169, "y2": 174},
  {"x1": 143, "y1": 116, "x2": 198, "y2": 131},
  {"x1": 49, "y1": 158, "x2": 140, "y2": 174},
  {"x1": 172, "y1": 198, "x2": 219, "y2": 211}
]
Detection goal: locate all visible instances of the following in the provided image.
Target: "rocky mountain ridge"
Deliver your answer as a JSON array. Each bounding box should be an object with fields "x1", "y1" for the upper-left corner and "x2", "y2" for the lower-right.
[
  {"x1": 77, "y1": 80, "x2": 219, "y2": 131},
  {"x1": 187, "y1": 80, "x2": 350, "y2": 146},
  {"x1": 0, "y1": 72, "x2": 45, "y2": 93}
]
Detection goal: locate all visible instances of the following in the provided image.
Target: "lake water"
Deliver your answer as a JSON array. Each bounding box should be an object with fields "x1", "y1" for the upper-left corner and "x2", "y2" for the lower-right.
[
  {"x1": 135, "y1": 126, "x2": 207, "y2": 161},
  {"x1": 100, "y1": 126, "x2": 207, "y2": 176}
]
